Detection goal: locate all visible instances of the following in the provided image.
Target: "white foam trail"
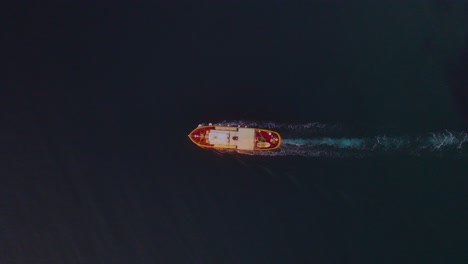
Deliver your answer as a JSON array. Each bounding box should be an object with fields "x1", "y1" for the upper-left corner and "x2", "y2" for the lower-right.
[
  {"x1": 204, "y1": 121, "x2": 467, "y2": 157},
  {"x1": 279, "y1": 133, "x2": 466, "y2": 157},
  {"x1": 283, "y1": 138, "x2": 368, "y2": 148}
]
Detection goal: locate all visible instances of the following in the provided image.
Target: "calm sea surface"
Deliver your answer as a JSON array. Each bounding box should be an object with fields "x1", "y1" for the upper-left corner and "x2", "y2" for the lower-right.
[{"x1": 2, "y1": 1, "x2": 467, "y2": 263}]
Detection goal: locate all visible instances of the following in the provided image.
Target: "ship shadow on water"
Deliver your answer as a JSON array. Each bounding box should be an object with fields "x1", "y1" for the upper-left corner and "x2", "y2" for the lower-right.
[
  {"x1": 207, "y1": 138, "x2": 467, "y2": 160},
  {"x1": 207, "y1": 145, "x2": 364, "y2": 159}
]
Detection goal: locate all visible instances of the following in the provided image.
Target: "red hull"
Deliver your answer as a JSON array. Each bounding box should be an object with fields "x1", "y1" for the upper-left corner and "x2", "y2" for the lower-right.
[{"x1": 188, "y1": 125, "x2": 281, "y2": 151}]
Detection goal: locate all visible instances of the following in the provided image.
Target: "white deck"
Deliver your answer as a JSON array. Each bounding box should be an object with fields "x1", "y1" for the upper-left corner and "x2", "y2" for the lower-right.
[
  {"x1": 234, "y1": 128, "x2": 255, "y2": 150},
  {"x1": 206, "y1": 127, "x2": 256, "y2": 150},
  {"x1": 208, "y1": 130, "x2": 230, "y2": 144}
]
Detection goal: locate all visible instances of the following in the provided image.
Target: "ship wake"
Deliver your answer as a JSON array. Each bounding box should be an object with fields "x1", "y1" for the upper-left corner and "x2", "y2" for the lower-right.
[
  {"x1": 277, "y1": 132, "x2": 467, "y2": 157},
  {"x1": 210, "y1": 121, "x2": 467, "y2": 158}
]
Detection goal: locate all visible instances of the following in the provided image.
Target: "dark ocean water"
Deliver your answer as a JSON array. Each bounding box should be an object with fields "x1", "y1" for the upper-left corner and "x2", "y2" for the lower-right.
[{"x1": 2, "y1": 1, "x2": 467, "y2": 263}]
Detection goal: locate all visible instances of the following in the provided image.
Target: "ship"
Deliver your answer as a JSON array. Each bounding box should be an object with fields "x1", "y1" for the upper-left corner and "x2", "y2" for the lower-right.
[{"x1": 188, "y1": 123, "x2": 281, "y2": 151}]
